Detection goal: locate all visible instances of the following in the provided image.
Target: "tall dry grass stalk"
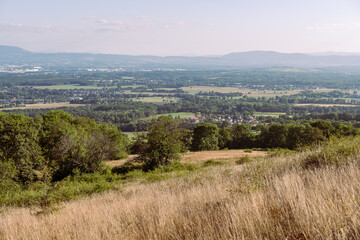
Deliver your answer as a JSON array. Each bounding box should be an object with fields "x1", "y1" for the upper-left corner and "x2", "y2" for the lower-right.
[{"x1": 1, "y1": 150, "x2": 360, "y2": 239}]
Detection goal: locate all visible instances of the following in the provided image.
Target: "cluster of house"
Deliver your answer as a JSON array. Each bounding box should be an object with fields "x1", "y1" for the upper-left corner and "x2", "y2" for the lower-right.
[
  {"x1": 187, "y1": 115, "x2": 259, "y2": 124},
  {"x1": 0, "y1": 65, "x2": 42, "y2": 73}
]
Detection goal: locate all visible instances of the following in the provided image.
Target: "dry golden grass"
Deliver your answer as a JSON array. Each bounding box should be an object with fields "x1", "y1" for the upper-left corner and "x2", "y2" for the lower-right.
[
  {"x1": 181, "y1": 149, "x2": 266, "y2": 163},
  {"x1": 1, "y1": 147, "x2": 360, "y2": 239},
  {"x1": 105, "y1": 150, "x2": 265, "y2": 168},
  {"x1": 105, "y1": 155, "x2": 138, "y2": 168}
]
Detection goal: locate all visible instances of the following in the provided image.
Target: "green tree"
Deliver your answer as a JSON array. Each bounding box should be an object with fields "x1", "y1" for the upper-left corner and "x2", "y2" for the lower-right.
[
  {"x1": 230, "y1": 124, "x2": 253, "y2": 149},
  {"x1": 286, "y1": 124, "x2": 324, "y2": 149},
  {"x1": 218, "y1": 127, "x2": 232, "y2": 149},
  {"x1": 139, "y1": 116, "x2": 182, "y2": 169},
  {"x1": 40, "y1": 110, "x2": 128, "y2": 180},
  {"x1": 259, "y1": 124, "x2": 288, "y2": 148},
  {"x1": 310, "y1": 120, "x2": 335, "y2": 138},
  {"x1": 0, "y1": 112, "x2": 43, "y2": 183},
  {"x1": 192, "y1": 123, "x2": 219, "y2": 151}
]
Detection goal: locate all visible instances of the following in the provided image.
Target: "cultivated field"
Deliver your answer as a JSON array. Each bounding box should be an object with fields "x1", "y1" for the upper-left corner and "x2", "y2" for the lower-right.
[
  {"x1": 139, "y1": 112, "x2": 195, "y2": 121},
  {"x1": 124, "y1": 91, "x2": 176, "y2": 96},
  {"x1": 181, "y1": 86, "x2": 346, "y2": 97},
  {"x1": 0, "y1": 102, "x2": 85, "y2": 110},
  {"x1": 1, "y1": 140, "x2": 360, "y2": 239},
  {"x1": 134, "y1": 97, "x2": 180, "y2": 104},
  {"x1": 34, "y1": 84, "x2": 115, "y2": 90},
  {"x1": 294, "y1": 103, "x2": 359, "y2": 107},
  {"x1": 253, "y1": 112, "x2": 287, "y2": 118}
]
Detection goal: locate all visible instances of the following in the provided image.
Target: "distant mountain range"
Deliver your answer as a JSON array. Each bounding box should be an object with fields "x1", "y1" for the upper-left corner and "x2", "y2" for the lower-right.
[{"x1": 2, "y1": 45, "x2": 360, "y2": 68}]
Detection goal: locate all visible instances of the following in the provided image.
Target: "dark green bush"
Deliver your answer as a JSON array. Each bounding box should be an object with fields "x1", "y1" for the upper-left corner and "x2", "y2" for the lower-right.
[
  {"x1": 235, "y1": 155, "x2": 252, "y2": 165},
  {"x1": 302, "y1": 136, "x2": 360, "y2": 168}
]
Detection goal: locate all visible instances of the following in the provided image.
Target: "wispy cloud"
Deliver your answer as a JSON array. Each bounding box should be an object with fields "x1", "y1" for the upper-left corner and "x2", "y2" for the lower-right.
[
  {"x1": 0, "y1": 23, "x2": 65, "y2": 33},
  {"x1": 305, "y1": 23, "x2": 360, "y2": 31},
  {"x1": 94, "y1": 18, "x2": 143, "y2": 32},
  {"x1": 164, "y1": 20, "x2": 185, "y2": 29},
  {"x1": 137, "y1": 16, "x2": 152, "y2": 22},
  {"x1": 171, "y1": 20, "x2": 184, "y2": 25},
  {"x1": 82, "y1": 16, "x2": 99, "y2": 20}
]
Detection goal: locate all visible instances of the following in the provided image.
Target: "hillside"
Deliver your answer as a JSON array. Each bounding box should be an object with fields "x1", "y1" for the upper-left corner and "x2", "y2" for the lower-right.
[
  {"x1": 3, "y1": 45, "x2": 360, "y2": 68},
  {"x1": 0, "y1": 137, "x2": 359, "y2": 239}
]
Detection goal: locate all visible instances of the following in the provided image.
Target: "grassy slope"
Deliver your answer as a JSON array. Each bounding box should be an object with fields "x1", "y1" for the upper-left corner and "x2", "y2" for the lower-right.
[{"x1": 1, "y1": 138, "x2": 360, "y2": 239}]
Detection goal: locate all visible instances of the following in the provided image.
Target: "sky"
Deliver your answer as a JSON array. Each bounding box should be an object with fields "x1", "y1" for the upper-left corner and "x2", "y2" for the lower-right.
[{"x1": 1, "y1": 0, "x2": 360, "y2": 56}]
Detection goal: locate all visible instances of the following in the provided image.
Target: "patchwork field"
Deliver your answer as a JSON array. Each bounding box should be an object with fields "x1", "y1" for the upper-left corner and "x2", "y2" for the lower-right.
[
  {"x1": 0, "y1": 102, "x2": 85, "y2": 110},
  {"x1": 181, "y1": 86, "x2": 304, "y2": 96},
  {"x1": 181, "y1": 86, "x2": 345, "y2": 97},
  {"x1": 34, "y1": 84, "x2": 116, "y2": 90},
  {"x1": 124, "y1": 91, "x2": 176, "y2": 95},
  {"x1": 253, "y1": 112, "x2": 287, "y2": 118},
  {"x1": 139, "y1": 112, "x2": 195, "y2": 121},
  {"x1": 294, "y1": 103, "x2": 359, "y2": 107},
  {"x1": 134, "y1": 97, "x2": 180, "y2": 104}
]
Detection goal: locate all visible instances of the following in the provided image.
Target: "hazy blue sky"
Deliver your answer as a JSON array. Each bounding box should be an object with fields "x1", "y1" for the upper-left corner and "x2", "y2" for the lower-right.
[{"x1": 1, "y1": 0, "x2": 360, "y2": 55}]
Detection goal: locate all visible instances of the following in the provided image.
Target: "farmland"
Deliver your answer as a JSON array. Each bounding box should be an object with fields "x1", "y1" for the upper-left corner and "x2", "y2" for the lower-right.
[
  {"x1": 253, "y1": 112, "x2": 287, "y2": 118},
  {"x1": 181, "y1": 86, "x2": 345, "y2": 97},
  {"x1": 34, "y1": 84, "x2": 116, "y2": 90},
  {"x1": 0, "y1": 102, "x2": 85, "y2": 110},
  {"x1": 134, "y1": 96, "x2": 180, "y2": 104},
  {"x1": 294, "y1": 103, "x2": 358, "y2": 107},
  {"x1": 139, "y1": 112, "x2": 195, "y2": 121}
]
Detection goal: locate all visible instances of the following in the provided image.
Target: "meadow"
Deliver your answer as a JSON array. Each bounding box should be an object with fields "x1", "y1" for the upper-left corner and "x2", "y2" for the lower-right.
[
  {"x1": 134, "y1": 97, "x2": 180, "y2": 104},
  {"x1": 1, "y1": 137, "x2": 359, "y2": 239},
  {"x1": 138, "y1": 112, "x2": 195, "y2": 121},
  {"x1": 253, "y1": 112, "x2": 287, "y2": 118}
]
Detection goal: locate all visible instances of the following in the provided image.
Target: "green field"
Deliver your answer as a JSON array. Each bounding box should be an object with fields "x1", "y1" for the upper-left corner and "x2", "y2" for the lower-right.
[
  {"x1": 119, "y1": 84, "x2": 145, "y2": 89},
  {"x1": 181, "y1": 86, "x2": 304, "y2": 97},
  {"x1": 34, "y1": 84, "x2": 116, "y2": 90},
  {"x1": 139, "y1": 112, "x2": 195, "y2": 121},
  {"x1": 253, "y1": 112, "x2": 287, "y2": 118},
  {"x1": 134, "y1": 97, "x2": 180, "y2": 103},
  {"x1": 181, "y1": 86, "x2": 347, "y2": 98}
]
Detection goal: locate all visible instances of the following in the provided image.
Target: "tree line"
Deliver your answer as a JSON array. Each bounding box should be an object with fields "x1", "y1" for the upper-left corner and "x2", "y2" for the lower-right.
[
  {"x1": 0, "y1": 110, "x2": 128, "y2": 186},
  {"x1": 131, "y1": 116, "x2": 359, "y2": 169},
  {"x1": 1, "y1": 110, "x2": 358, "y2": 186}
]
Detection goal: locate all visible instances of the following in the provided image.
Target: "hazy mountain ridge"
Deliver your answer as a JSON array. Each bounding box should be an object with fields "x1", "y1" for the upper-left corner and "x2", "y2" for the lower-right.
[{"x1": 2, "y1": 45, "x2": 360, "y2": 68}]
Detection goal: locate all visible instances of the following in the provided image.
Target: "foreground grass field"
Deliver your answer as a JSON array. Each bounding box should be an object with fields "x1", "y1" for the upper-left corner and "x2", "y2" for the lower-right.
[{"x1": 1, "y1": 138, "x2": 360, "y2": 239}]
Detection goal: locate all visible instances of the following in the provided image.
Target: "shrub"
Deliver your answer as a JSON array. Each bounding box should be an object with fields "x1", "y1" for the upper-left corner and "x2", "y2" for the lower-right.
[
  {"x1": 202, "y1": 159, "x2": 228, "y2": 167},
  {"x1": 235, "y1": 155, "x2": 252, "y2": 165},
  {"x1": 302, "y1": 136, "x2": 360, "y2": 168},
  {"x1": 138, "y1": 116, "x2": 182, "y2": 170}
]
